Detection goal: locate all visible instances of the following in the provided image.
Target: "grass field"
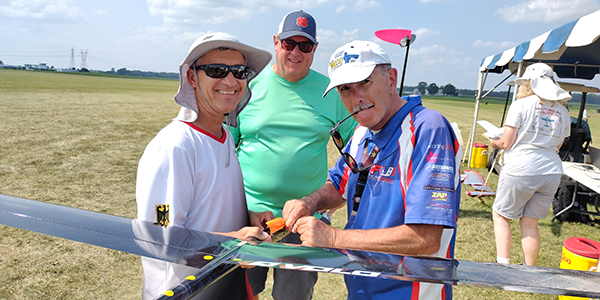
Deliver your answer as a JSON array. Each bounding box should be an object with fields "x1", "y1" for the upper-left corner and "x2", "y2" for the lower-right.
[{"x1": 1, "y1": 69, "x2": 599, "y2": 299}]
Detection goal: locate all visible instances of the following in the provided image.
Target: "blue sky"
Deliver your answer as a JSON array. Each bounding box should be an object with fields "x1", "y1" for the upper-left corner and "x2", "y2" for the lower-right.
[{"x1": 1, "y1": 0, "x2": 599, "y2": 90}]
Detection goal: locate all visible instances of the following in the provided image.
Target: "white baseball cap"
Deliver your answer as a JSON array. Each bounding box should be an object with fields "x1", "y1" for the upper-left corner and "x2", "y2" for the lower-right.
[
  {"x1": 515, "y1": 63, "x2": 571, "y2": 102},
  {"x1": 174, "y1": 32, "x2": 272, "y2": 124},
  {"x1": 323, "y1": 40, "x2": 391, "y2": 97}
]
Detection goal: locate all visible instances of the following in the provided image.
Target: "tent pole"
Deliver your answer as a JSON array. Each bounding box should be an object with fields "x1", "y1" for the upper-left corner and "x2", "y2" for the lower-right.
[
  {"x1": 513, "y1": 62, "x2": 524, "y2": 102},
  {"x1": 500, "y1": 85, "x2": 512, "y2": 126},
  {"x1": 465, "y1": 70, "x2": 487, "y2": 166}
]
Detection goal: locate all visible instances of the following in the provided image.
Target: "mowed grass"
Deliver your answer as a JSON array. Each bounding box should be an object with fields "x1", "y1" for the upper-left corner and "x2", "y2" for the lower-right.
[{"x1": 1, "y1": 69, "x2": 599, "y2": 299}]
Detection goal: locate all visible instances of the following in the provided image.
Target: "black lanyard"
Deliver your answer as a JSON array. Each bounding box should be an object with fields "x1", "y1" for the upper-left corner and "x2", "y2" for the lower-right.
[{"x1": 349, "y1": 141, "x2": 379, "y2": 223}]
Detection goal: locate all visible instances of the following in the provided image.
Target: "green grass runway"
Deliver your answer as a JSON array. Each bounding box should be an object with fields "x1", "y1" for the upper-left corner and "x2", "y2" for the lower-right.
[{"x1": 1, "y1": 69, "x2": 598, "y2": 299}]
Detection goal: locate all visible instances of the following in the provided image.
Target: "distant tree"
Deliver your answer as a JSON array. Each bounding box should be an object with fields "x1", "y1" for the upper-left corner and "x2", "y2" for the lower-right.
[
  {"x1": 417, "y1": 81, "x2": 427, "y2": 95},
  {"x1": 442, "y1": 83, "x2": 457, "y2": 96},
  {"x1": 116, "y1": 68, "x2": 127, "y2": 75},
  {"x1": 427, "y1": 83, "x2": 439, "y2": 95},
  {"x1": 0, "y1": 60, "x2": 4, "y2": 65}
]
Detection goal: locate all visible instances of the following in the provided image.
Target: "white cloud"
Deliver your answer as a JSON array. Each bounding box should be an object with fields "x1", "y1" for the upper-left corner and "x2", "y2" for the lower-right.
[
  {"x1": 412, "y1": 44, "x2": 448, "y2": 56},
  {"x1": 335, "y1": 4, "x2": 347, "y2": 13},
  {"x1": 471, "y1": 39, "x2": 516, "y2": 49},
  {"x1": 352, "y1": 0, "x2": 381, "y2": 11},
  {"x1": 409, "y1": 44, "x2": 471, "y2": 69},
  {"x1": 343, "y1": 28, "x2": 360, "y2": 36},
  {"x1": 496, "y1": 0, "x2": 600, "y2": 23},
  {"x1": 317, "y1": 28, "x2": 360, "y2": 46},
  {"x1": 414, "y1": 28, "x2": 440, "y2": 39},
  {"x1": 146, "y1": 0, "x2": 380, "y2": 26},
  {"x1": 173, "y1": 31, "x2": 212, "y2": 46},
  {"x1": 419, "y1": 56, "x2": 472, "y2": 67},
  {"x1": 0, "y1": 0, "x2": 85, "y2": 23}
]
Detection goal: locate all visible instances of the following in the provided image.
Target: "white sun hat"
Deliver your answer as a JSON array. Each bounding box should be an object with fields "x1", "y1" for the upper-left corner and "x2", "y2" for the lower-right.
[
  {"x1": 323, "y1": 40, "x2": 391, "y2": 97},
  {"x1": 515, "y1": 63, "x2": 572, "y2": 102},
  {"x1": 174, "y1": 32, "x2": 272, "y2": 125}
]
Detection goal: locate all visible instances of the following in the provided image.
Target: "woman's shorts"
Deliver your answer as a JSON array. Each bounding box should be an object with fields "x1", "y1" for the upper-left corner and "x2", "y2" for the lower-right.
[{"x1": 493, "y1": 173, "x2": 561, "y2": 219}]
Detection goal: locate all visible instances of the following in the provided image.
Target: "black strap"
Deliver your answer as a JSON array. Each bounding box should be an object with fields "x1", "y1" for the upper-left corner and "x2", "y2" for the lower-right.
[
  {"x1": 349, "y1": 139, "x2": 378, "y2": 223},
  {"x1": 349, "y1": 168, "x2": 369, "y2": 223}
]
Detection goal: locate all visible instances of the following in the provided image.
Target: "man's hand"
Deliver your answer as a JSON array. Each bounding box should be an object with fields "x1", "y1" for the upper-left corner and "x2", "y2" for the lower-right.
[
  {"x1": 292, "y1": 216, "x2": 337, "y2": 248},
  {"x1": 249, "y1": 210, "x2": 275, "y2": 230},
  {"x1": 282, "y1": 199, "x2": 316, "y2": 231}
]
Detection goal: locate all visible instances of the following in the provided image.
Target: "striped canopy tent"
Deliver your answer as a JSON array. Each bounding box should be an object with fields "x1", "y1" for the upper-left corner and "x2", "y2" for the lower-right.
[{"x1": 466, "y1": 9, "x2": 600, "y2": 166}]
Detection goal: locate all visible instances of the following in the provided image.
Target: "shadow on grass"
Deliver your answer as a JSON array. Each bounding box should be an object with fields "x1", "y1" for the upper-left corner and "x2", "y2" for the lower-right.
[
  {"x1": 549, "y1": 217, "x2": 600, "y2": 237},
  {"x1": 459, "y1": 208, "x2": 493, "y2": 220},
  {"x1": 550, "y1": 220, "x2": 563, "y2": 237}
]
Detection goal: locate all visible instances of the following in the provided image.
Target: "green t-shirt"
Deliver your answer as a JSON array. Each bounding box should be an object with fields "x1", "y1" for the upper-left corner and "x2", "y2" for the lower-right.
[{"x1": 231, "y1": 66, "x2": 356, "y2": 217}]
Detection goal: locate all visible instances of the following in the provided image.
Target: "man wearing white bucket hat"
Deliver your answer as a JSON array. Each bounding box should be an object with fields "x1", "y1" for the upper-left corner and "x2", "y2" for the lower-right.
[
  {"x1": 135, "y1": 32, "x2": 273, "y2": 299},
  {"x1": 490, "y1": 62, "x2": 571, "y2": 266},
  {"x1": 283, "y1": 40, "x2": 462, "y2": 300}
]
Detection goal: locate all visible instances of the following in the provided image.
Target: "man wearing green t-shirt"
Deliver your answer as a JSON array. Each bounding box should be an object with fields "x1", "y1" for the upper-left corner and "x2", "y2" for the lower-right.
[{"x1": 230, "y1": 10, "x2": 356, "y2": 300}]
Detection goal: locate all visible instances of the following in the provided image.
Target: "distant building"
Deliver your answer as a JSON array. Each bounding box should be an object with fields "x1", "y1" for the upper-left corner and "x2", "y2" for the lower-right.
[
  {"x1": 56, "y1": 68, "x2": 79, "y2": 72},
  {"x1": 24, "y1": 63, "x2": 50, "y2": 70},
  {"x1": 0, "y1": 64, "x2": 23, "y2": 70}
]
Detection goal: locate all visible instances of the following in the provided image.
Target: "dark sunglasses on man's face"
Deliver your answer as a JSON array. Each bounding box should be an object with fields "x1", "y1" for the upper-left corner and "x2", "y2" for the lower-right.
[
  {"x1": 330, "y1": 111, "x2": 398, "y2": 174},
  {"x1": 278, "y1": 38, "x2": 315, "y2": 53},
  {"x1": 195, "y1": 64, "x2": 250, "y2": 79}
]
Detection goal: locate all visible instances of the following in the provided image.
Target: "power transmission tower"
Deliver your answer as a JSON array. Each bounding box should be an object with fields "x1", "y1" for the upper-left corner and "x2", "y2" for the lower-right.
[
  {"x1": 69, "y1": 48, "x2": 77, "y2": 69},
  {"x1": 80, "y1": 50, "x2": 88, "y2": 70}
]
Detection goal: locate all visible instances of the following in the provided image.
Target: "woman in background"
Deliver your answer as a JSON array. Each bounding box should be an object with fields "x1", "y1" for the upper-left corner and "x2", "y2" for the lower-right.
[{"x1": 490, "y1": 63, "x2": 571, "y2": 266}]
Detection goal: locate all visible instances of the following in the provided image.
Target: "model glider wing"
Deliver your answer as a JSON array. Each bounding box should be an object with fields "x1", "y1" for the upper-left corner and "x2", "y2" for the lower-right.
[{"x1": 1, "y1": 193, "x2": 599, "y2": 299}]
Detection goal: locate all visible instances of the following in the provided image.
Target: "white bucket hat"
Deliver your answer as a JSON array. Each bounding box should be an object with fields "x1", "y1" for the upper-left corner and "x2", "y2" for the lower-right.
[
  {"x1": 174, "y1": 32, "x2": 272, "y2": 126},
  {"x1": 323, "y1": 40, "x2": 391, "y2": 97},
  {"x1": 515, "y1": 63, "x2": 572, "y2": 102}
]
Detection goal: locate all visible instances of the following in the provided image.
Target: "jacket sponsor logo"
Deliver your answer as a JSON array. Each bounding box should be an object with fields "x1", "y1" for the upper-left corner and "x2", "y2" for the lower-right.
[
  {"x1": 368, "y1": 165, "x2": 396, "y2": 183},
  {"x1": 426, "y1": 151, "x2": 438, "y2": 163},
  {"x1": 369, "y1": 165, "x2": 396, "y2": 177},
  {"x1": 426, "y1": 203, "x2": 453, "y2": 212},
  {"x1": 430, "y1": 172, "x2": 451, "y2": 181},
  {"x1": 428, "y1": 144, "x2": 452, "y2": 150},
  {"x1": 432, "y1": 192, "x2": 448, "y2": 201},
  {"x1": 424, "y1": 185, "x2": 455, "y2": 192},
  {"x1": 247, "y1": 261, "x2": 381, "y2": 277},
  {"x1": 425, "y1": 163, "x2": 454, "y2": 173}
]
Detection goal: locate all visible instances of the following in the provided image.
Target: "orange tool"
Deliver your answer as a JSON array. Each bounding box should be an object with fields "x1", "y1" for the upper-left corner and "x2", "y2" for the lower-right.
[{"x1": 265, "y1": 217, "x2": 289, "y2": 242}]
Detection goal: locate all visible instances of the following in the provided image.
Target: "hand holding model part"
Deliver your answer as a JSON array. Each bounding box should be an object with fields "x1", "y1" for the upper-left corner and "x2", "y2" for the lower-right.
[
  {"x1": 282, "y1": 184, "x2": 343, "y2": 248},
  {"x1": 264, "y1": 218, "x2": 289, "y2": 242}
]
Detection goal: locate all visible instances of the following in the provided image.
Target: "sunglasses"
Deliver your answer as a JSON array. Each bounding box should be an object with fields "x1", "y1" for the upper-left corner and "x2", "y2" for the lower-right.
[
  {"x1": 330, "y1": 111, "x2": 397, "y2": 174},
  {"x1": 278, "y1": 38, "x2": 315, "y2": 53},
  {"x1": 195, "y1": 64, "x2": 250, "y2": 80}
]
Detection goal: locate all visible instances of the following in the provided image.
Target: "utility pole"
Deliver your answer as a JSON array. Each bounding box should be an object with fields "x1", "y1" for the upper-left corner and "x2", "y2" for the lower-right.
[
  {"x1": 69, "y1": 48, "x2": 77, "y2": 69},
  {"x1": 80, "y1": 50, "x2": 88, "y2": 70}
]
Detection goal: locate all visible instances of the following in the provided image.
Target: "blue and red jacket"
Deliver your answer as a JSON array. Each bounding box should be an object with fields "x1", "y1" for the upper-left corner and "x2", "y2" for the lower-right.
[{"x1": 328, "y1": 95, "x2": 462, "y2": 300}]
